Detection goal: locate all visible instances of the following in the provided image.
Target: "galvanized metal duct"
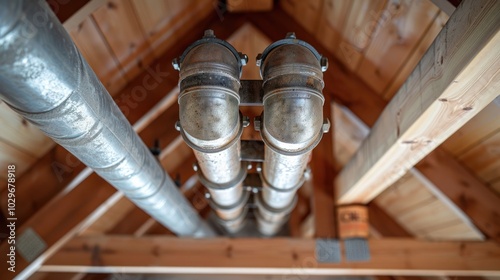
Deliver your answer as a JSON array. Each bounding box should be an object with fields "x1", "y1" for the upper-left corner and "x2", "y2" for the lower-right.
[
  {"x1": 255, "y1": 33, "x2": 329, "y2": 235},
  {"x1": 0, "y1": 0, "x2": 214, "y2": 237},
  {"x1": 174, "y1": 30, "x2": 249, "y2": 233}
]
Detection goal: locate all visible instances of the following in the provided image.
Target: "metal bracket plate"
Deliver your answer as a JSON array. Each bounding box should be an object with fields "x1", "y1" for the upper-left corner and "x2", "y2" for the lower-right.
[
  {"x1": 239, "y1": 80, "x2": 263, "y2": 106},
  {"x1": 17, "y1": 228, "x2": 47, "y2": 262},
  {"x1": 241, "y1": 140, "x2": 265, "y2": 162},
  {"x1": 315, "y1": 239, "x2": 341, "y2": 263},
  {"x1": 344, "y1": 238, "x2": 371, "y2": 262}
]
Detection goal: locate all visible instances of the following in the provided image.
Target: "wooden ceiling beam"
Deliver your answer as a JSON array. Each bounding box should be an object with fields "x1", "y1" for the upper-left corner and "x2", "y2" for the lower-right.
[
  {"x1": 42, "y1": 236, "x2": 500, "y2": 276},
  {"x1": 247, "y1": 3, "x2": 500, "y2": 242},
  {"x1": 335, "y1": 0, "x2": 499, "y2": 204}
]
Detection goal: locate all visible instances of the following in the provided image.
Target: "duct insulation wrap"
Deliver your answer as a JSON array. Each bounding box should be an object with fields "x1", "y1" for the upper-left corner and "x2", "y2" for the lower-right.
[
  {"x1": 176, "y1": 30, "x2": 248, "y2": 233},
  {"x1": 257, "y1": 36, "x2": 327, "y2": 235},
  {"x1": 0, "y1": 0, "x2": 214, "y2": 237}
]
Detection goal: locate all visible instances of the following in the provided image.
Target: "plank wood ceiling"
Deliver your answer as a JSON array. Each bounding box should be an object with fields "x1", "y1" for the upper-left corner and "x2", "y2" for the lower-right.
[{"x1": 0, "y1": 1, "x2": 499, "y2": 277}]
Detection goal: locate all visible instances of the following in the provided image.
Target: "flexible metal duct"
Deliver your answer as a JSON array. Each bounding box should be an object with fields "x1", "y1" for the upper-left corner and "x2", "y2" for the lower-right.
[
  {"x1": 174, "y1": 30, "x2": 249, "y2": 233},
  {"x1": 255, "y1": 33, "x2": 328, "y2": 235},
  {"x1": 0, "y1": 0, "x2": 214, "y2": 237}
]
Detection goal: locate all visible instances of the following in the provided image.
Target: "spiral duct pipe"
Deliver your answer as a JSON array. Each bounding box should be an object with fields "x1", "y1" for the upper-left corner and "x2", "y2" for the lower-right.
[{"x1": 0, "y1": 0, "x2": 214, "y2": 237}]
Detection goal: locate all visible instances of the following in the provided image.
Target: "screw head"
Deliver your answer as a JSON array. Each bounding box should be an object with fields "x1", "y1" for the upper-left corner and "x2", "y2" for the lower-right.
[
  {"x1": 320, "y1": 56, "x2": 329, "y2": 72},
  {"x1": 254, "y1": 116, "x2": 261, "y2": 131},
  {"x1": 172, "y1": 58, "x2": 180, "y2": 71},
  {"x1": 322, "y1": 118, "x2": 331, "y2": 133},
  {"x1": 256, "y1": 53, "x2": 262, "y2": 67},
  {"x1": 174, "y1": 121, "x2": 181, "y2": 131},
  {"x1": 242, "y1": 116, "x2": 250, "y2": 128},
  {"x1": 192, "y1": 162, "x2": 198, "y2": 172},
  {"x1": 239, "y1": 52, "x2": 248, "y2": 66},
  {"x1": 203, "y1": 29, "x2": 215, "y2": 38},
  {"x1": 286, "y1": 32, "x2": 296, "y2": 39}
]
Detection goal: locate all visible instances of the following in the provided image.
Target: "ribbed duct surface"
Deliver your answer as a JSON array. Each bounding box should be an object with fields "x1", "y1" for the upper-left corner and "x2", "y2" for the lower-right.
[{"x1": 0, "y1": 0, "x2": 213, "y2": 237}]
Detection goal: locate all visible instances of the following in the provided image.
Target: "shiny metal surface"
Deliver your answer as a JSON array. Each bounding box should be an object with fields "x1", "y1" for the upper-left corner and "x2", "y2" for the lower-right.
[
  {"x1": 176, "y1": 30, "x2": 247, "y2": 230},
  {"x1": 0, "y1": 0, "x2": 213, "y2": 237},
  {"x1": 256, "y1": 34, "x2": 327, "y2": 235}
]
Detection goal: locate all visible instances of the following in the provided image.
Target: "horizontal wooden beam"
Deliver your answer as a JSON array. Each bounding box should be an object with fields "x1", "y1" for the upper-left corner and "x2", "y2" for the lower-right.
[
  {"x1": 336, "y1": 0, "x2": 500, "y2": 204},
  {"x1": 41, "y1": 236, "x2": 500, "y2": 276}
]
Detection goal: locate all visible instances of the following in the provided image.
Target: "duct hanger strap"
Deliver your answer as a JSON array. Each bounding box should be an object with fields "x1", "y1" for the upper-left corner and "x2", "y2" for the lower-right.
[
  {"x1": 196, "y1": 161, "x2": 248, "y2": 191},
  {"x1": 259, "y1": 169, "x2": 305, "y2": 195},
  {"x1": 176, "y1": 112, "x2": 245, "y2": 154},
  {"x1": 207, "y1": 186, "x2": 251, "y2": 212}
]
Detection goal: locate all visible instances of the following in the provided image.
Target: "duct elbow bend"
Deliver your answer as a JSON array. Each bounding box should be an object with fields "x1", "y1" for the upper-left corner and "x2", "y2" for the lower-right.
[
  {"x1": 177, "y1": 35, "x2": 243, "y2": 152},
  {"x1": 260, "y1": 43, "x2": 326, "y2": 156}
]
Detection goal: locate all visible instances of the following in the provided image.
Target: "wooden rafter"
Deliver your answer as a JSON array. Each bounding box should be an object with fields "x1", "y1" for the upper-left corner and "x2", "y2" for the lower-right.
[
  {"x1": 335, "y1": 0, "x2": 500, "y2": 204},
  {"x1": 42, "y1": 236, "x2": 500, "y2": 276}
]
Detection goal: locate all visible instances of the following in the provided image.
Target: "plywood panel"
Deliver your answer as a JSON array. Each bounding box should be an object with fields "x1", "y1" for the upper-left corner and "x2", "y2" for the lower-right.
[
  {"x1": 357, "y1": 0, "x2": 439, "y2": 94},
  {"x1": 69, "y1": 17, "x2": 128, "y2": 96},
  {"x1": 459, "y1": 131, "x2": 500, "y2": 183},
  {"x1": 442, "y1": 98, "x2": 500, "y2": 156},
  {"x1": 92, "y1": 0, "x2": 155, "y2": 81},
  {"x1": 383, "y1": 11, "x2": 449, "y2": 100},
  {"x1": 0, "y1": 102, "x2": 54, "y2": 158},
  {"x1": 335, "y1": 0, "x2": 387, "y2": 71}
]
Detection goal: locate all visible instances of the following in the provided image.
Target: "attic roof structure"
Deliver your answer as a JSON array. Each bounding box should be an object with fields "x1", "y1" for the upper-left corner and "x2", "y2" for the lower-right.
[{"x1": 0, "y1": 0, "x2": 499, "y2": 279}]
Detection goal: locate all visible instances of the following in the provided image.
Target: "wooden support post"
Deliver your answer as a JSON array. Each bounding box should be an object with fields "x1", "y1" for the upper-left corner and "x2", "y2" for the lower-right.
[
  {"x1": 337, "y1": 205, "x2": 369, "y2": 239},
  {"x1": 41, "y1": 236, "x2": 500, "y2": 276},
  {"x1": 336, "y1": 0, "x2": 500, "y2": 204},
  {"x1": 310, "y1": 93, "x2": 337, "y2": 238}
]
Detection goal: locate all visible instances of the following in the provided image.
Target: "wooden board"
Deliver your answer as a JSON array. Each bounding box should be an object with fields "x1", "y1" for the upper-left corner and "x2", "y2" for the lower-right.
[
  {"x1": 69, "y1": 16, "x2": 128, "y2": 96},
  {"x1": 227, "y1": 23, "x2": 272, "y2": 80},
  {"x1": 383, "y1": 11, "x2": 449, "y2": 100},
  {"x1": 227, "y1": 0, "x2": 273, "y2": 12},
  {"x1": 357, "y1": 0, "x2": 440, "y2": 94},
  {"x1": 459, "y1": 131, "x2": 500, "y2": 183},
  {"x1": 42, "y1": 236, "x2": 500, "y2": 276},
  {"x1": 335, "y1": 0, "x2": 387, "y2": 71},
  {"x1": 92, "y1": 0, "x2": 155, "y2": 81},
  {"x1": 336, "y1": 0, "x2": 500, "y2": 204},
  {"x1": 417, "y1": 148, "x2": 500, "y2": 242},
  {"x1": 131, "y1": 0, "x2": 214, "y2": 58},
  {"x1": 442, "y1": 98, "x2": 500, "y2": 156},
  {"x1": 313, "y1": 0, "x2": 351, "y2": 56}
]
